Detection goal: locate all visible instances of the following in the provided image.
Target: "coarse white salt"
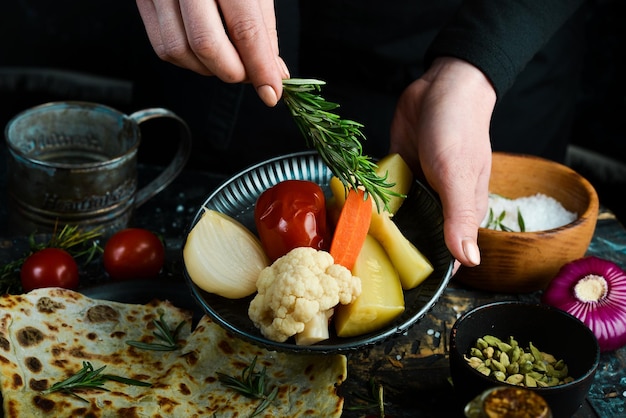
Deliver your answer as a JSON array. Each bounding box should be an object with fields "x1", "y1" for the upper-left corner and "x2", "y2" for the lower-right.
[{"x1": 481, "y1": 193, "x2": 577, "y2": 232}]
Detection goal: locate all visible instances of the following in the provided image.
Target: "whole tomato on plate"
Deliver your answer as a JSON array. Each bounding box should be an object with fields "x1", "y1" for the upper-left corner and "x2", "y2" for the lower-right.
[
  {"x1": 254, "y1": 179, "x2": 329, "y2": 261},
  {"x1": 20, "y1": 248, "x2": 80, "y2": 291},
  {"x1": 103, "y1": 228, "x2": 165, "y2": 280}
]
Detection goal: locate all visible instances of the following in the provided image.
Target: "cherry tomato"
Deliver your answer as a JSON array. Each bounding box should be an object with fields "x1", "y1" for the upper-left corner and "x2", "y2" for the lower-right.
[
  {"x1": 103, "y1": 228, "x2": 165, "y2": 280},
  {"x1": 254, "y1": 180, "x2": 329, "y2": 261},
  {"x1": 20, "y1": 248, "x2": 80, "y2": 291}
]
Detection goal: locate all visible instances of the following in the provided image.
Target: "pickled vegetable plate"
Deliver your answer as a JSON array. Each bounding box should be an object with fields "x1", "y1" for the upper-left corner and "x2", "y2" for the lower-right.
[{"x1": 182, "y1": 151, "x2": 454, "y2": 354}]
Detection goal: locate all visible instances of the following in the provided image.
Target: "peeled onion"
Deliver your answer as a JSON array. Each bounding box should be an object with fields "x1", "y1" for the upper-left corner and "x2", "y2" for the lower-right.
[
  {"x1": 183, "y1": 209, "x2": 270, "y2": 299},
  {"x1": 542, "y1": 256, "x2": 626, "y2": 352}
]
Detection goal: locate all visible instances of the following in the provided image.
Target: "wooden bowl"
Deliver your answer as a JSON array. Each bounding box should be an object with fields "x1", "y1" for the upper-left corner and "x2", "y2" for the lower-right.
[{"x1": 454, "y1": 152, "x2": 599, "y2": 293}]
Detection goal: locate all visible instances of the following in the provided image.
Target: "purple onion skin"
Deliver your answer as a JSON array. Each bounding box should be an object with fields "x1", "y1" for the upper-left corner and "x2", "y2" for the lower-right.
[{"x1": 542, "y1": 256, "x2": 626, "y2": 352}]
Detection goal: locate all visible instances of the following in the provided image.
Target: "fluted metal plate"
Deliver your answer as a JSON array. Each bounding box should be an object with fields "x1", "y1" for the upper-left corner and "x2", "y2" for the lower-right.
[{"x1": 183, "y1": 151, "x2": 454, "y2": 354}]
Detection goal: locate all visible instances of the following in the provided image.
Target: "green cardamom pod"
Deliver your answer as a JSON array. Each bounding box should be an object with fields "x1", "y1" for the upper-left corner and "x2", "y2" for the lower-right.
[
  {"x1": 529, "y1": 342, "x2": 543, "y2": 363},
  {"x1": 470, "y1": 348, "x2": 484, "y2": 359},
  {"x1": 482, "y1": 335, "x2": 502, "y2": 347},
  {"x1": 499, "y1": 351, "x2": 510, "y2": 368},
  {"x1": 524, "y1": 374, "x2": 538, "y2": 387}
]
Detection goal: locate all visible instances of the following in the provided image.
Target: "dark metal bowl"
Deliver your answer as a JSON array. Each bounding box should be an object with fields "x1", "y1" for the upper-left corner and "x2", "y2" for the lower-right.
[{"x1": 182, "y1": 151, "x2": 454, "y2": 354}]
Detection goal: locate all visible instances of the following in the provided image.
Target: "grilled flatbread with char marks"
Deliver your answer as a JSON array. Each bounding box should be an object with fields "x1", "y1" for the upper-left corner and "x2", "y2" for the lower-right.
[{"x1": 0, "y1": 287, "x2": 347, "y2": 417}]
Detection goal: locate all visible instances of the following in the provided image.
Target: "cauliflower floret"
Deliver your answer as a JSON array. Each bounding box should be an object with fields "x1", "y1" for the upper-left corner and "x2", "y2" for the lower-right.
[{"x1": 248, "y1": 247, "x2": 361, "y2": 345}]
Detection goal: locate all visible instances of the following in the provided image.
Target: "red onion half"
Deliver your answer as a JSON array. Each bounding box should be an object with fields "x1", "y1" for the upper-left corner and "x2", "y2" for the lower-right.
[{"x1": 542, "y1": 256, "x2": 626, "y2": 352}]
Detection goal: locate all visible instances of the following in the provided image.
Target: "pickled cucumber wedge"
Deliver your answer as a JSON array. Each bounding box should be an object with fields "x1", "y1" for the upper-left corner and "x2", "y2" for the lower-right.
[
  {"x1": 334, "y1": 235, "x2": 405, "y2": 337},
  {"x1": 368, "y1": 210, "x2": 434, "y2": 290},
  {"x1": 375, "y1": 153, "x2": 414, "y2": 214}
]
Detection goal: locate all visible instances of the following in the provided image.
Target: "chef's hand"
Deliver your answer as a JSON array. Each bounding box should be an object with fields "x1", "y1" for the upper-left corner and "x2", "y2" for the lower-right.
[
  {"x1": 136, "y1": 0, "x2": 288, "y2": 106},
  {"x1": 390, "y1": 57, "x2": 496, "y2": 270}
]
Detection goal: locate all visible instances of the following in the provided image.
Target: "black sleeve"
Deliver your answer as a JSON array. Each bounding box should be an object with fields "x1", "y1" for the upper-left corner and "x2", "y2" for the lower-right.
[{"x1": 425, "y1": 0, "x2": 586, "y2": 99}]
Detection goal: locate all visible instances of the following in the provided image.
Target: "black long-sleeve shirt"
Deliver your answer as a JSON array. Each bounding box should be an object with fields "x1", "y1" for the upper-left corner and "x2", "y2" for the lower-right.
[
  {"x1": 300, "y1": 0, "x2": 586, "y2": 99},
  {"x1": 292, "y1": 0, "x2": 589, "y2": 164},
  {"x1": 425, "y1": 0, "x2": 586, "y2": 99}
]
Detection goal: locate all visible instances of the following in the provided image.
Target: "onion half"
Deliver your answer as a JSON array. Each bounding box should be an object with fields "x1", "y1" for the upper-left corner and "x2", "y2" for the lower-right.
[
  {"x1": 541, "y1": 256, "x2": 626, "y2": 352},
  {"x1": 183, "y1": 209, "x2": 270, "y2": 299}
]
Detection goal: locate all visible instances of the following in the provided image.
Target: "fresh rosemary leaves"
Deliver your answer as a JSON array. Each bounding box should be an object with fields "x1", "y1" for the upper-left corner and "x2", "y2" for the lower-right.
[
  {"x1": 346, "y1": 377, "x2": 387, "y2": 417},
  {"x1": 126, "y1": 312, "x2": 185, "y2": 351},
  {"x1": 0, "y1": 224, "x2": 103, "y2": 293},
  {"x1": 217, "y1": 356, "x2": 278, "y2": 417},
  {"x1": 41, "y1": 361, "x2": 151, "y2": 402},
  {"x1": 484, "y1": 207, "x2": 526, "y2": 232},
  {"x1": 282, "y1": 78, "x2": 401, "y2": 212}
]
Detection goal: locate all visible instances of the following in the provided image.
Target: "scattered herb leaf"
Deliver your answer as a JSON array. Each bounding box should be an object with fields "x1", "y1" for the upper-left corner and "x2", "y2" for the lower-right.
[
  {"x1": 126, "y1": 311, "x2": 185, "y2": 351},
  {"x1": 217, "y1": 356, "x2": 278, "y2": 417},
  {"x1": 517, "y1": 208, "x2": 526, "y2": 232}
]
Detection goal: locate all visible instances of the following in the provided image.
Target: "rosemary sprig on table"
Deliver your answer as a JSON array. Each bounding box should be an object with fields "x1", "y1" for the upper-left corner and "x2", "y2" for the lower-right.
[
  {"x1": 41, "y1": 361, "x2": 151, "y2": 402},
  {"x1": 217, "y1": 356, "x2": 279, "y2": 417},
  {"x1": 45, "y1": 224, "x2": 104, "y2": 261},
  {"x1": 282, "y1": 78, "x2": 402, "y2": 212},
  {"x1": 126, "y1": 311, "x2": 185, "y2": 351},
  {"x1": 346, "y1": 377, "x2": 387, "y2": 417},
  {"x1": 0, "y1": 224, "x2": 104, "y2": 293}
]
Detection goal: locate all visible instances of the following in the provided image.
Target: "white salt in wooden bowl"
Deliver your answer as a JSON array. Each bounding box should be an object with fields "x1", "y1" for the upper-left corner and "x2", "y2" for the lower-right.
[{"x1": 454, "y1": 152, "x2": 599, "y2": 293}]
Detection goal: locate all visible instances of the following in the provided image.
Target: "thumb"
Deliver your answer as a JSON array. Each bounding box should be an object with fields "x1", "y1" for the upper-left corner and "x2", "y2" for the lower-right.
[
  {"x1": 443, "y1": 203, "x2": 482, "y2": 268},
  {"x1": 438, "y1": 174, "x2": 489, "y2": 268}
]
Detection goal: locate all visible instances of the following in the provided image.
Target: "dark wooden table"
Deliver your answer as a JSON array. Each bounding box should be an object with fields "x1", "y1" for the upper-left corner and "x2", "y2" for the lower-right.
[{"x1": 1, "y1": 165, "x2": 625, "y2": 417}]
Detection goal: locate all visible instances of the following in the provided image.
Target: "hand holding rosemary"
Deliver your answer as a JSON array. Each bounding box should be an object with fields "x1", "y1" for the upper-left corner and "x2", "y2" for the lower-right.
[{"x1": 282, "y1": 78, "x2": 402, "y2": 212}]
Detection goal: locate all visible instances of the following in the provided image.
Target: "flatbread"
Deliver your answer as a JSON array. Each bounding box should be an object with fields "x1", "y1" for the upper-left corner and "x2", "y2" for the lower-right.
[{"x1": 0, "y1": 288, "x2": 347, "y2": 417}]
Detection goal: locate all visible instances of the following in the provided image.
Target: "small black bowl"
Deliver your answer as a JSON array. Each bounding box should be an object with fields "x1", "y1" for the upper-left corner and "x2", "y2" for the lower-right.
[{"x1": 449, "y1": 301, "x2": 600, "y2": 418}]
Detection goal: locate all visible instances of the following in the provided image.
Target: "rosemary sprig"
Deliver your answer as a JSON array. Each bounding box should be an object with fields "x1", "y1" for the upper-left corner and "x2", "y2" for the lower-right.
[
  {"x1": 484, "y1": 208, "x2": 526, "y2": 232},
  {"x1": 45, "y1": 224, "x2": 104, "y2": 261},
  {"x1": 346, "y1": 377, "x2": 386, "y2": 417},
  {"x1": 517, "y1": 209, "x2": 526, "y2": 232},
  {"x1": 0, "y1": 224, "x2": 104, "y2": 293},
  {"x1": 217, "y1": 356, "x2": 279, "y2": 417},
  {"x1": 41, "y1": 361, "x2": 151, "y2": 402},
  {"x1": 126, "y1": 311, "x2": 185, "y2": 351},
  {"x1": 282, "y1": 78, "x2": 402, "y2": 212}
]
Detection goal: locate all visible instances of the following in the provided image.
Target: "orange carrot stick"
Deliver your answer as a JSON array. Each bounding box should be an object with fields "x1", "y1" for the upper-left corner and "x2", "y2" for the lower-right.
[{"x1": 329, "y1": 188, "x2": 372, "y2": 270}]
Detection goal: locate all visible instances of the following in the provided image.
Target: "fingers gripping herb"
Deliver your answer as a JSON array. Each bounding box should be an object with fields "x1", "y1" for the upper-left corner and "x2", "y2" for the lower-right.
[
  {"x1": 217, "y1": 356, "x2": 279, "y2": 417},
  {"x1": 282, "y1": 78, "x2": 402, "y2": 213},
  {"x1": 41, "y1": 361, "x2": 151, "y2": 402}
]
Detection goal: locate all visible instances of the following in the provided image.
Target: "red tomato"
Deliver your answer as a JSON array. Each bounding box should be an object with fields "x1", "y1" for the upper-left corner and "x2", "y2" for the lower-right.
[
  {"x1": 254, "y1": 180, "x2": 329, "y2": 261},
  {"x1": 20, "y1": 248, "x2": 80, "y2": 291},
  {"x1": 103, "y1": 228, "x2": 165, "y2": 280}
]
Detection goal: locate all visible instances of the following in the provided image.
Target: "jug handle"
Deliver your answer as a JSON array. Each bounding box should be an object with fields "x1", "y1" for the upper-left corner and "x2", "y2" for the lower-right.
[{"x1": 129, "y1": 108, "x2": 192, "y2": 208}]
